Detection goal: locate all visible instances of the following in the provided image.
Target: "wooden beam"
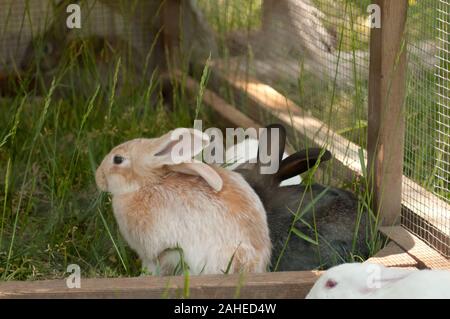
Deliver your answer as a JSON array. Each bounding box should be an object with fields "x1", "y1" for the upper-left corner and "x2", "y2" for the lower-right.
[
  {"x1": 365, "y1": 241, "x2": 419, "y2": 268},
  {"x1": 209, "y1": 60, "x2": 365, "y2": 185},
  {"x1": 401, "y1": 177, "x2": 450, "y2": 257},
  {"x1": 367, "y1": 0, "x2": 409, "y2": 226},
  {"x1": 166, "y1": 71, "x2": 261, "y2": 130},
  {"x1": 379, "y1": 226, "x2": 450, "y2": 270},
  {"x1": 0, "y1": 271, "x2": 320, "y2": 299},
  {"x1": 165, "y1": 71, "x2": 301, "y2": 157}
]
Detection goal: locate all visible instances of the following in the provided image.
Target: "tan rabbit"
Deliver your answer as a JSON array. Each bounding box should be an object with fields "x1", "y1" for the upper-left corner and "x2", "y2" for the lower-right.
[{"x1": 95, "y1": 128, "x2": 271, "y2": 275}]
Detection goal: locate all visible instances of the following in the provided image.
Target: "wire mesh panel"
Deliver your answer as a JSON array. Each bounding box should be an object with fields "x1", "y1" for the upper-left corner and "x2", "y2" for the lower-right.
[
  {"x1": 0, "y1": 0, "x2": 157, "y2": 93},
  {"x1": 0, "y1": 0, "x2": 450, "y2": 280},
  {"x1": 196, "y1": 0, "x2": 383, "y2": 262},
  {"x1": 435, "y1": 1, "x2": 450, "y2": 202},
  {"x1": 402, "y1": 0, "x2": 450, "y2": 257},
  {"x1": 197, "y1": 0, "x2": 450, "y2": 257},
  {"x1": 0, "y1": 1, "x2": 213, "y2": 279},
  {"x1": 197, "y1": 0, "x2": 371, "y2": 182}
]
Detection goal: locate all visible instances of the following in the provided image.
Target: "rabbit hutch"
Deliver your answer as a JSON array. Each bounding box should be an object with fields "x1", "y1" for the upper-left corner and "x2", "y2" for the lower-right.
[{"x1": 0, "y1": 0, "x2": 449, "y2": 299}]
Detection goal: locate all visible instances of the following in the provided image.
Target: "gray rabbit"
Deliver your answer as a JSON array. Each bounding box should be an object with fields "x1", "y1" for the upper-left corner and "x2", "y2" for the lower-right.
[{"x1": 234, "y1": 124, "x2": 370, "y2": 271}]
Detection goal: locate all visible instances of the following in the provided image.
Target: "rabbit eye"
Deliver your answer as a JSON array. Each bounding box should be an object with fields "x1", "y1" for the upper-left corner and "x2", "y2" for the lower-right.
[
  {"x1": 325, "y1": 279, "x2": 337, "y2": 289},
  {"x1": 113, "y1": 155, "x2": 124, "y2": 165}
]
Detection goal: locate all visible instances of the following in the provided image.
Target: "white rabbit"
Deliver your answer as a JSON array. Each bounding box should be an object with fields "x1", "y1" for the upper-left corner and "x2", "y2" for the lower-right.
[
  {"x1": 225, "y1": 137, "x2": 302, "y2": 186},
  {"x1": 95, "y1": 128, "x2": 271, "y2": 275},
  {"x1": 306, "y1": 262, "x2": 450, "y2": 299}
]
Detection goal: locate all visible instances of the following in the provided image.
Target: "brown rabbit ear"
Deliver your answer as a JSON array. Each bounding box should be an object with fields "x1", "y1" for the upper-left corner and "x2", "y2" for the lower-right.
[
  {"x1": 276, "y1": 148, "x2": 332, "y2": 183},
  {"x1": 153, "y1": 128, "x2": 210, "y2": 165},
  {"x1": 170, "y1": 161, "x2": 223, "y2": 192}
]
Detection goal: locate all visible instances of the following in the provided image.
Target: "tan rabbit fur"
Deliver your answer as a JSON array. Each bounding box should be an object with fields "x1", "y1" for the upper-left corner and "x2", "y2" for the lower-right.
[{"x1": 95, "y1": 129, "x2": 271, "y2": 275}]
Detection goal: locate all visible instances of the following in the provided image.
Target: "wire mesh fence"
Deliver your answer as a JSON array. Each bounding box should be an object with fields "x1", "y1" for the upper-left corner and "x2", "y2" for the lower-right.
[
  {"x1": 198, "y1": 0, "x2": 370, "y2": 146},
  {"x1": 435, "y1": 0, "x2": 450, "y2": 202},
  {"x1": 0, "y1": 0, "x2": 449, "y2": 261},
  {"x1": 197, "y1": 0, "x2": 450, "y2": 256},
  {"x1": 195, "y1": 0, "x2": 373, "y2": 205},
  {"x1": 401, "y1": 0, "x2": 450, "y2": 257}
]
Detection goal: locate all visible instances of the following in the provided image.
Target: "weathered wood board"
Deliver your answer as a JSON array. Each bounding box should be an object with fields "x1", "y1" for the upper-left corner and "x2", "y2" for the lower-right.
[
  {"x1": 379, "y1": 226, "x2": 450, "y2": 270},
  {"x1": 0, "y1": 271, "x2": 321, "y2": 299}
]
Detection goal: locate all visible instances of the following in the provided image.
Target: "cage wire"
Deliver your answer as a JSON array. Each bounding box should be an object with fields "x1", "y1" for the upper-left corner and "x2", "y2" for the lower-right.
[
  {"x1": 0, "y1": 0, "x2": 449, "y2": 257},
  {"x1": 435, "y1": 0, "x2": 450, "y2": 204},
  {"x1": 198, "y1": 0, "x2": 370, "y2": 149},
  {"x1": 402, "y1": 0, "x2": 450, "y2": 257},
  {"x1": 0, "y1": 1, "x2": 120, "y2": 72},
  {"x1": 0, "y1": 0, "x2": 166, "y2": 96},
  {"x1": 198, "y1": 0, "x2": 450, "y2": 256},
  {"x1": 195, "y1": 0, "x2": 372, "y2": 203}
]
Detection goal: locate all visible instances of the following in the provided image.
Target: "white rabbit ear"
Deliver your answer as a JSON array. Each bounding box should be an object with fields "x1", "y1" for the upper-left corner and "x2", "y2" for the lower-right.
[
  {"x1": 379, "y1": 266, "x2": 415, "y2": 283},
  {"x1": 153, "y1": 128, "x2": 210, "y2": 165},
  {"x1": 362, "y1": 264, "x2": 414, "y2": 292},
  {"x1": 170, "y1": 162, "x2": 223, "y2": 192}
]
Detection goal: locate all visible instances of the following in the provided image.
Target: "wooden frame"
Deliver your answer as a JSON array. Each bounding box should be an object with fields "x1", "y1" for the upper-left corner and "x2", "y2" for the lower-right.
[
  {"x1": 0, "y1": 271, "x2": 320, "y2": 299},
  {"x1": 379, "y1": 226, "x2": 450, "y2": 270},
  {"x1": 367, "y1": 0, "x2": 409, "y2": 226},
  {"x1": 4, "y1": 74, "x2": 449, "y2": 299},
  {"x1": 0, "y1": 0, "x2": 447, "y2": 300},
  {"x1": 2, "y1": 70, "x2": 449, "y2": 298}
]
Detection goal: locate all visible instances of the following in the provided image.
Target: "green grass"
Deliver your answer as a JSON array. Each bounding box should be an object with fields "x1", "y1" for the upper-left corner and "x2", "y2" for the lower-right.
[
  {"x1": 1, "y1": 0, "x2": 447, "y2": 282},
  {"x1": 0, "y1": 0, "x2": 374, "y2": 282},
  {"x1": 0, "y1": 31, "x2": 212, "y2": 279},
  {"x1": 197, "y1": 0, "x2": 262, "y2": 34}
]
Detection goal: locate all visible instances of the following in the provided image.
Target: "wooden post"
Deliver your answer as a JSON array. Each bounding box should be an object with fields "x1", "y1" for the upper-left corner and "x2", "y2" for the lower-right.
[
  {"x1": 161, "y1": 0, "x2": 182, "y2": 68},
  {"x1": 160, "y1": 0, "x2": 218, "y2": 69},
  {"x1": 368, "y1": 0, "x2": 408, "y2": 226},
  {"x1": 262, "y1": 0, "x2": 278, "y2": 32}
]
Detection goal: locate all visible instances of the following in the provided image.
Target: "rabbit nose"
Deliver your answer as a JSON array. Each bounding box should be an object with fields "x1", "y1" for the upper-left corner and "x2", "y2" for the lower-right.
[{"x1": 95, "y1": 167, "x2": 108, "y2": 191}]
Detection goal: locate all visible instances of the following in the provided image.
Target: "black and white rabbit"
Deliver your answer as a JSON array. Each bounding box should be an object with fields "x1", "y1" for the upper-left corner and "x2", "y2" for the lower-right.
[{"x1": 234, "y1": 124, "x2": 369, "y2": 271}]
